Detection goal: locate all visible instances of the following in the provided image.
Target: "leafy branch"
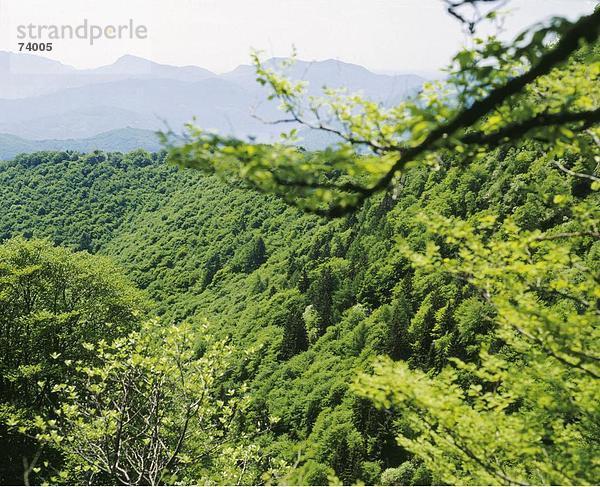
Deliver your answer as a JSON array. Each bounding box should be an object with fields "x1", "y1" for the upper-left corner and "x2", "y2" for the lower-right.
[
  {"x1": 165, "y1": 8, "x2": 600, "y2": 217},
  {"x1": 277, "y1": 9, "x2": 600, "y2": 216}
]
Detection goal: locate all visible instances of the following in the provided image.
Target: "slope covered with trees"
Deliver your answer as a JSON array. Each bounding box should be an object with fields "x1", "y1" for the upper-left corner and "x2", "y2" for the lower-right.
[{"x1": 1, "y1": 132, "x2": 597, "y2": 484}]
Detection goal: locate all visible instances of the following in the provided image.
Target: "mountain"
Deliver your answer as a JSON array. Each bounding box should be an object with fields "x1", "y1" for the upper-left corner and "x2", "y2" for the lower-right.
[
  {"x1": 0, "y1": 52, "x2": 216, "y2": 99},
  {"x1": 0, "y1": 51, "x2": 77, "y2": 99},
  {"x1": 0, "y1": 128, "x2": 161, "y2": 159},
  {"x1": 0, "y1": 52, "x2": 425, "y2": 142},
  {"x1": 0, "y1": 77, "x2": 281, "y2": 140},
  {"x1": 0, "y1": 125, "x2": 349, "y2": 160},
  {"x1": 88, "y1": 54, "x2": 215, "y2": 81},
  {"x1": 222, "y1": 58, "x2": 425, "y2": 104},
  {"x1": 0, "y1": 107, "x2": 155, "y2": 140}
]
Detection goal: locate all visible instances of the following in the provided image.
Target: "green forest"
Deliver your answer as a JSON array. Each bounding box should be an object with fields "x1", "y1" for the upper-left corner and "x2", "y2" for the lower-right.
[{"x1": 0, "y1": 3, "x2": 599, "y2": 486}]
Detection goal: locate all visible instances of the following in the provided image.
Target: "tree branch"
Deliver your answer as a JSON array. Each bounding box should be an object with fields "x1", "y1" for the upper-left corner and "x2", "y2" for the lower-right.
[
  {"x1": 305, "y1": 8, "x2": 600, "y2": 217},
  {"x1": 461, "y1": 108, "x2": 600, "y2": 146},
  {"x1": 553, "y1": 160, "x2": 600, "y2": 183}
]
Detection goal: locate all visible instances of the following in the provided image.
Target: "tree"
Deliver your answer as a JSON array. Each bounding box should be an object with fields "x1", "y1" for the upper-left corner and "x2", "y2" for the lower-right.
[
  {"x1": 248, "y1": 236, "x2": 267, "y2": 271},
  {"x1": 308, "y1": 266, "x2": 335, "y2": 334},
  {"x1": 0, "y1": 238, "x2": 145, "y2": 484},
  {"x1": 77, "y1": 231, "x2": 93, "y2": 252},
  {"x1": 231, "y1": 235, "x2": 267, "y2": 273},
  {"x1": 0, "y1": 238, "x2": 144, "y2": 391},
  {"x1": 10, "y1": 320, "x2": 270, "y2": 485},
  {"x1": 386, "y1": 294, "x2": 412, "y2": 361},
  {"x1": 355, "y1": 205, "x2": 599, "y2": 484},
  {"x1": 279, "y1": 300, "x2": 309, "y2": 360},
  {"x1": 201, "y1": 251, "x2": 222, "y2": 289}
]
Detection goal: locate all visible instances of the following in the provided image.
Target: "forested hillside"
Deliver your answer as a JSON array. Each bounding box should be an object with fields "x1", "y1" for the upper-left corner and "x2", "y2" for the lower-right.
[{"x1": 1, "y1": 134, "x2": 597, "y2": 484}]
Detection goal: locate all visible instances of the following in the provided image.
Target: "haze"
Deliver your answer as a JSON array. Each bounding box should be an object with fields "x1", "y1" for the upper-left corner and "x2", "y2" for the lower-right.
[{"x1": 0, "y1": 0, "x2": 597, "y2": 74}]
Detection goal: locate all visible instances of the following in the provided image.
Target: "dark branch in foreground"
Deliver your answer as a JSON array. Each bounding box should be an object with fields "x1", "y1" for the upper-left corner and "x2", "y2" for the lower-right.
[
  {"x1": 445, "y1": 0, "x2": 509, "y2": 34},
  {"x1": 311, "y1": 9, "x2": 600, "y2": 217},
  {"x1": 461, "y1": 108, "x2": 600, "y2": 145},
  {"x1": 267, "y1": 108, "x2": 600, "y2": 198}
]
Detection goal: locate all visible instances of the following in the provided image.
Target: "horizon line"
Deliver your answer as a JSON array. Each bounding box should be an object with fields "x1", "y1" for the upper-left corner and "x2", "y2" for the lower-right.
[{"x1": 0, "y1": 49, "x2": 444, "y2": 77}]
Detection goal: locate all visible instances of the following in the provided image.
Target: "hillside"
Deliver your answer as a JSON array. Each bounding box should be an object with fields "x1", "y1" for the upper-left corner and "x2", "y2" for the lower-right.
[
  {"x1": 0, "y1": 143, "x2": 596, "y2": 484},
  {"x1": 0, "y1": 3, "x2": 598, "y2": 485}
]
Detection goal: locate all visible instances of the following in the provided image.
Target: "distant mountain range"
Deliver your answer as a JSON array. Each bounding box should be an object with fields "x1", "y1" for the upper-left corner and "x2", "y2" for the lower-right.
[
  {"x1": 0, "y1": 128, "x2": 162, "y2": 160},
  {"x1": 0, "y1": 53, "x2": 215, "y2": 98},
  {"x1": 0, "y1": 51, "x2": 425, "y2": 156}
]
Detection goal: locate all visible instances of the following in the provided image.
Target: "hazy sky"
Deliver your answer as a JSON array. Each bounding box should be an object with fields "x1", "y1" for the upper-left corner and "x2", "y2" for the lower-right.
[{"x1": 0, "y1": 0, "x2": 596, "y2": 73}]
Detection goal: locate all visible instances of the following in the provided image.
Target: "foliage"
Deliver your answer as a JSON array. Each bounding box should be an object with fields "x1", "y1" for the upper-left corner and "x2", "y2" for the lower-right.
[
  {"x1": 356, "y1": 203, "x2": 600, "y2": 484},
  {"x1": 22, "y1": 320, "x2": 273, "y2": 485},
  {"x1": 158, "y1": 5, "x2": 599, "y2": 485},
  {"x1": 2, "y1": 134, "x2": 598, "y2": 485},
  {"x1": 0, "y1": 238, "x2": 145, "y2": 484},
  {"x1": 0, "y1": 150, "x2": 172, "y2": 252}
]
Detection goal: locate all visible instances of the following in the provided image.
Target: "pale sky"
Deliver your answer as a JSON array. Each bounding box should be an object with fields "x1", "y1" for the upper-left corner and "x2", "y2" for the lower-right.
[{"x1": 0, "y1": 0, "x2": 597, "y2": 74}]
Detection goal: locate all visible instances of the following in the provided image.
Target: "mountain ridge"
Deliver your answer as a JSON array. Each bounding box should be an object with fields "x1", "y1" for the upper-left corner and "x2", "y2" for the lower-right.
[
  {"x1": 0, "y1": 128, "x2": 162, "y2": 159},
  {"x1": 0, "y1": 51, "x2": 425, "y2": 143}
]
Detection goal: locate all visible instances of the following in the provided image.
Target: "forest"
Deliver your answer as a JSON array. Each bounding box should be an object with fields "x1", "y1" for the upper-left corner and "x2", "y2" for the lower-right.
[{"x1": 0, "y1": 2, "x2": 599, "y2": 486}]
